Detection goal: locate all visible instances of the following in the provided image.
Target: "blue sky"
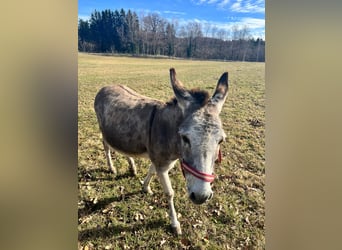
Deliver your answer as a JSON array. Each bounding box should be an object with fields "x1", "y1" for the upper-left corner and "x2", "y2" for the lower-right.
[{"x1": 78, "y1": 0, "x2": 265, "y2": 39}]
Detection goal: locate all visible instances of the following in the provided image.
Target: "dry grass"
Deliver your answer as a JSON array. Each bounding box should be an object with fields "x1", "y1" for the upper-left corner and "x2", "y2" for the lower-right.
[{"x1": 78, "y1": 53, "x2": 265, "y2": 249}]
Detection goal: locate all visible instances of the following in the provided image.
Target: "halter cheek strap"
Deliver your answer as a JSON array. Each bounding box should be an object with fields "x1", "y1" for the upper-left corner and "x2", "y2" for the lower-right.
[
  {"x1": 180, "y1": 148, "x2": 222, "y2": 183},
  {"x1": 216, "y1": 148, "x2": 222, "y2": 164}
]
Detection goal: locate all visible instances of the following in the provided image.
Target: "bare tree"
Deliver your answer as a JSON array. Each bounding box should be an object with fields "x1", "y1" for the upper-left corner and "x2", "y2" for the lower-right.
[
  {"x1": 165, "y1": 23, "x2": 176, "y2": 56},
  {"x1": 217, "y1": 29, "x2": 227, "y2": 40},
  {"x1": 183, "y1": 22, "x2": 202, "y2": 58},
  {"x1": 240, "y1": 25, "x2": 252, "y2": 61},
  {"x1": 142, "y1": 13, "x2": 167, "y2": 55},
  {"x1": 211, "y1": 25, "x2": 218, "y2": 38},
  {"x1": 204, "y1": 23, "x2": 212, "y2": 37}
]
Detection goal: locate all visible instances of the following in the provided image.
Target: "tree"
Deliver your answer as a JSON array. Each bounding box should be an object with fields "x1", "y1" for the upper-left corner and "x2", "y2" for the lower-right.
[
  {"x1": 183, "y1": 22, "x2": 202, "y2": 58},
  {"x1": 115, "y1": 9, "x2": 128, "y2": 52},
  {"x1": 165, "y1": 23, "x2": 176, "y2": 56},
  {"x1": 78, "y1": 19, "x2": 93, "y2": 51},
  {"x1": 204, "y1": 23, "x2": 211, "y2": 37},
  {"x1": 240, "y1": 25, "x2": 252, "y2": 61},
  {"x1": 78, "y1": 8, "x2": 265, "y2": 62},
  {"x1": 142, "y1": 13, "x2": 166, "y2": 55},
  {"x1": 78, "y1": 19, "x2": 90, "y2": 43},
  {"x1": 125, "y1": 10, "x2": 139, "y2": 53}
]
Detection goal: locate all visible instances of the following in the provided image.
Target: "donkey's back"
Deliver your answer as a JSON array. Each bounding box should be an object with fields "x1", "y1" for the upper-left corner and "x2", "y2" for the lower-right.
[{"x1": 94, "y1": 85, "x2": 160, "y2": 156}]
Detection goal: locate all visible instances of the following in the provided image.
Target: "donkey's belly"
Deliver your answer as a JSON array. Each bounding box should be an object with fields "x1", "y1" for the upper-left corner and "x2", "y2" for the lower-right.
[
  {"x1": 103, "y1": 126, "x2": 148, "y2": 156},
  {"x1": 101, "y1": 104, "x2": 152, "y2": 156},
  {"x1": 107, "y1": 142, "x2": 149, "y2": 158}
]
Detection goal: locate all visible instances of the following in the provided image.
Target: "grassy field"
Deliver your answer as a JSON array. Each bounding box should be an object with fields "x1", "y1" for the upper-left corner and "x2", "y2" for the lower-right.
[{"x1": 78, "y1": 53, "x2": 265, "y2": 249}]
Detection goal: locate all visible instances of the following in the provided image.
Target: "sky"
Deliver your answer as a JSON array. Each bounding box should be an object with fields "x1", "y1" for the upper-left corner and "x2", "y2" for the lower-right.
[{"x1": 78, "y1": 0, "x2": 265, "y2": 39}]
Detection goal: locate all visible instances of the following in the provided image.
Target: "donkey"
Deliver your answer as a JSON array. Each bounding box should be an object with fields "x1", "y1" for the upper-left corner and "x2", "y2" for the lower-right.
[{"x1": 94, "y1": 68, "x2": 229, "y2": 235}]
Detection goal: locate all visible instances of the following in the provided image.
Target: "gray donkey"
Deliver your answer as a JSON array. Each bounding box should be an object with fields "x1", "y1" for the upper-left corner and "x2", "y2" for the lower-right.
[{"x1": 94, "y1": 68, "x2": 229, "y2": 235}]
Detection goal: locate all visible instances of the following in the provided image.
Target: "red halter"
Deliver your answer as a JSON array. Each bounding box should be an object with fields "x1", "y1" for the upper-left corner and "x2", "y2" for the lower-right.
[{"x1": 180, "y1": 148, "x2": 222, "y2": 183}]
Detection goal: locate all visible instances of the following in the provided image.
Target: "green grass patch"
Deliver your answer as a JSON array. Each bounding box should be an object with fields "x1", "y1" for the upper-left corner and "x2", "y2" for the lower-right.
[{"x1": 78, "y1": 53, "x2": 265, "y2": 249}]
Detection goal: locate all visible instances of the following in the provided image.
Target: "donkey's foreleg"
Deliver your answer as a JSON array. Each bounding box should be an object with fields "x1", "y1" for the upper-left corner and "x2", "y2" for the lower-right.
[
  {"x1": 157, "y1": 170, "x2": 182, "y2": 235},
  {"x1": 142, "y1": 164, "x2": 155, "y2": 194},
  {"x1": 102, "y1": 140, "x2": 116, "y2": 174}
]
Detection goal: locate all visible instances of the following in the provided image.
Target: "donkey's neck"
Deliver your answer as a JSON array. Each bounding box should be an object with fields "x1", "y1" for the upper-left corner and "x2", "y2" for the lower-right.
[{"x1": 148, "y1": 100, "x2": 184, "y2": 166}]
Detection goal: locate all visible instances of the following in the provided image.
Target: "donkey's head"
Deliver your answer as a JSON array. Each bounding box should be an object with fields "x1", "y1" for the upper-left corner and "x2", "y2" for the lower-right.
[{"x1": 170, "y1": 68, "x2": 229, "y2": 205}]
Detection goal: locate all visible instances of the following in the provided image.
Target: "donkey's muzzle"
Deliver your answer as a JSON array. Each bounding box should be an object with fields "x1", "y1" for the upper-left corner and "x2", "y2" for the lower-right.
[{"x1": 190, "y1": 191, "x2": 213, "y2": 205}]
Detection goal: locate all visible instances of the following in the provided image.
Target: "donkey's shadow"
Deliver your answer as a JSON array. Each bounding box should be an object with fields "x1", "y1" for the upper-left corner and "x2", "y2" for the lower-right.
[
  {"x1": 79, "y1": 165, "x2": 139, "y2": 182},
  {"x1": 78, "y1": 180, "x2": 172, "y2": 240},
  {"x1": 78, "y1": 218, "x2": 169, "y2": 241},
  {"x1": 78, "y1": 189, "x2": 144, "y2": 218}
]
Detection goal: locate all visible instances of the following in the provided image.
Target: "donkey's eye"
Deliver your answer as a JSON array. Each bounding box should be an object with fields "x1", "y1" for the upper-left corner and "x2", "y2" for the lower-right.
[{"x1": 181, "y1": 135, "x2": 191, "y2": 146}]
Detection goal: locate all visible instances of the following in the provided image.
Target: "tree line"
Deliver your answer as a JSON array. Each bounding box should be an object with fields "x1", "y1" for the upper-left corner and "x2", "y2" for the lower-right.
[{"x1": 78, "y1": 9, "x2": 265, "y2": 62}]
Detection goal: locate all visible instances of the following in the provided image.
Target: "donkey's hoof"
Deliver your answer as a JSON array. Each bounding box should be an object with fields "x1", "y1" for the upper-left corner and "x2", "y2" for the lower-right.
[
  {"x1": 144, "y1": 186, "x2": 154, "y2": 195},
  {"x1": 171, "y1": 225, "x2": 182, "y2": 236},
  {"x1": 130, "y1": 169, "x2": 137, "y2": 177},
  {"x1": 109, "y1": 168, "x2": 117, "y2": 175},
  {"x1": 140, "y1": 180, "x2": 153, "y2": 195}
]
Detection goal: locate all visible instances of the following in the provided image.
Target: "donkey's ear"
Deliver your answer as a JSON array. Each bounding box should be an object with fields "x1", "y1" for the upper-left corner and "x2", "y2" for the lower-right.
[
  {"x1": 210, "y1": 72, "x2": 229, "y2": 113},
  {"x1": 170, "y1": 68, "x2": 192, "y2": 112}
]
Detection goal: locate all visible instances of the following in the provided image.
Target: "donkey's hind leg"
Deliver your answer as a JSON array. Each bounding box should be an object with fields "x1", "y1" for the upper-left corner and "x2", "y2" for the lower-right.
[
  {"x1": 126, "y1": 156, "x2": 137, "y2": 176},
  {"x1": 102, "y1": 140, "x2": 117, "y2": 175},
  {"x1": 141, "y1": 163, "x2": 155, "y2": 194}
]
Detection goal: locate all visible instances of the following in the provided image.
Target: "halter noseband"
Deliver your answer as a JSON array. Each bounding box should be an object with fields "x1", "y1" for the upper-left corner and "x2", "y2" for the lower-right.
[{"x1": 180, "y1": 148, "x2": 222, "y2": 183}]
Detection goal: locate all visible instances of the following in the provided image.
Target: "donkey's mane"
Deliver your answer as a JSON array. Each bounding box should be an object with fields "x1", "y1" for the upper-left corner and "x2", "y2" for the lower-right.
[{"x1": 166, "y1": 88, "x2": 210, "y2": 108}]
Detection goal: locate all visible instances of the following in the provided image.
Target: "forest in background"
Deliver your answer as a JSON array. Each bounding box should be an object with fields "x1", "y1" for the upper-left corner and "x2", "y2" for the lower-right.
[{"x1": 78, "y1": 9, "x2": 265, "y2": 62}]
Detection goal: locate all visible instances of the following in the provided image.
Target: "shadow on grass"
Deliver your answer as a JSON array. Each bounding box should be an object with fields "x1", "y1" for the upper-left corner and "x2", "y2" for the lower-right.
[
  {"x1": 79, "y1": 167, "x2": 137, "y2": 182},
  {"x1": 78, "y1": 218, "x2": 169, "y2": 241},
  {"x1": 78, "y1": 190, "x2": 145, "y2": 218},
  {"x1": 215, "y1": 213, "x2": 233, "y2": 225}
]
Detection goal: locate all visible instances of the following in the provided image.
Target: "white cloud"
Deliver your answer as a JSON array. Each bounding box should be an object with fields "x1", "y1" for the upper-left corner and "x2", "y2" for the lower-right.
[
  {"x1": 208, "y1": 0, "x2": 220, "y2": 3},
  {"x1": 238, "y1": 17, "x2": 264, "y2": 29},
  {"x1": 163, "y1": 10, "x2": 186, "y2": 15},
  {"x1": 192, "y1": 0, "x2": 207, "y2": 4},
  {"x1": 193, "y1": 0, "x2": 264, "y2": 13},
  {"x1": 230, "y1": 0, "x2": 264, "y2": 13},
  {"x1": 228, "y1": 17, "x2": 265, "y2": 38},
  {"x1": 172, "y1": 17, "x2": 264, "y2": 39},
  {"x1": 193, "y1": 0, "x2": 228, "y2": 5},
  {"x1": 218, "y1": 0, "x2": 230, "y2": 8},
  {"x1": 78, "y1": 14, "x2": 90, "y2": 21}
]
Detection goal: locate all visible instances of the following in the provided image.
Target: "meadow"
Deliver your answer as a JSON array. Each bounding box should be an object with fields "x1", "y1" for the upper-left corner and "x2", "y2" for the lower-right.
[{"x1": 78, "y1": 53, "x2": 265, "y2": 249}]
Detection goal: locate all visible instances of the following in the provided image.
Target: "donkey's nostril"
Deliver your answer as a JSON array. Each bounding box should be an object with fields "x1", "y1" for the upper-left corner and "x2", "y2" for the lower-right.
[
  {"x1": 208, "y1": 192, "x2": 213, "y2": 200},
  {"x1": 190, "y1": 192, "x2": 196, "y2": 201}
]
